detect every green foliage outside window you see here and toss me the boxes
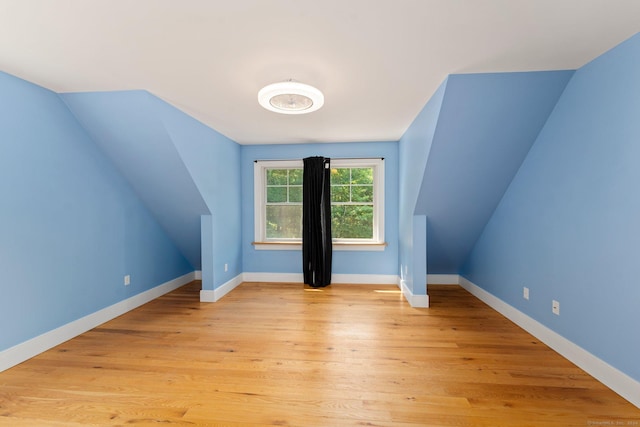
[331,205,373,238]
[266,205,302,239]
[266,169,302,239]
[265,166,375,240]
[330,167,374,239]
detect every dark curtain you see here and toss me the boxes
[302,156,332,287]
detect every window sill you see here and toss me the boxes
[252,241,387,252]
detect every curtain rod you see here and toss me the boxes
[254,157,384,163]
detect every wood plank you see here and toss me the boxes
[0,282,638,426]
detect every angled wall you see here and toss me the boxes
[398,80,447,301]
[61,91,209,270]
[0,72,192,352]
[416,71,573,274]
[153,98,242,290]
[61,91,243,291]
[462,34,640,383]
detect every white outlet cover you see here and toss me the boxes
[552,300,560,315]
[523,287,529,300]
[124,275,131,286]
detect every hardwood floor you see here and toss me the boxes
[1,282,638,426]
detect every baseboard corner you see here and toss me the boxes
[458,275,640,409]
[400,280,429,308]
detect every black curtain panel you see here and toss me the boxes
[302,156,332,287]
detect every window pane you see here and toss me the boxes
[289,169,303,185]
[289,186,302,203]
[331,205,373,239]
[351,168,373,184]
[266,169,288,185]
[352,185,373,202]
[256,159,382,244]
[330,168,350,184]
[331,185,350,202]
[267,186,287,203]
[266,205,302,239]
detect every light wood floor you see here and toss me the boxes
[1,282,638,426]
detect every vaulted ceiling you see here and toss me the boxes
[1,0,639,144]
[2,1,640,279]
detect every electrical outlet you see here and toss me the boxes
[552,300,560,315]
[124,275,130,286]
[523,287,529,300]
[224,263,228,272]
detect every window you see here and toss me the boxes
[254,158,385,251]
[265,167,303,240]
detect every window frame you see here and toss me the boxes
[253,158,385,251]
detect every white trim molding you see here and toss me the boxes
[252,242,387,251]
[0,271,197,373]
[399,279,430,308]
[427,274,460,285]
[242,272,399,285]
[200,273,243,302]
[243,272,303,283]
[332,273,398,285]
[253,158,385,249]
[457,275,640,409]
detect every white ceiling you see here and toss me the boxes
[1,1,639,145]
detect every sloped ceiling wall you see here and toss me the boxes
[461,31,640,389]
[58,70,575,278]
[61,91,210,269]
[415,71,574,273]
[398,79,448,296]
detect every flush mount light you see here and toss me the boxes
[258,80,324,114]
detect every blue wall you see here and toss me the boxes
[416,71,573,273]
[5,29,639,387]
[156,98,242,289]
[398,80,447,295]
[0,72,192,351]
[241,142,398,276]
[61,91,242,290]
[62,91,210,270]
[462,34,640,381]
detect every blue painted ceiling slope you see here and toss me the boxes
[415,71,574,274]
[61,91,210,269]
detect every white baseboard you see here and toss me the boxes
[242,272,303,283]
[332,273,399,285]
[199,290,215,302]
[399,279,430,308]
[458,275,640,409]
[244,272,427,307]
[427,274,460,285]
[194,270,202,280]
[242,272,399,285]
[0,271,197,373]
[200,273,243,302]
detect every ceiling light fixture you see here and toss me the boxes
[258,80,324,114]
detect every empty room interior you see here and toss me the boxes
[1,1,640,425]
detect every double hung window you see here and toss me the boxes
[254,158,384,250]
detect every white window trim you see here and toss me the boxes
[253,158,385,251]
[253,159,302,248]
